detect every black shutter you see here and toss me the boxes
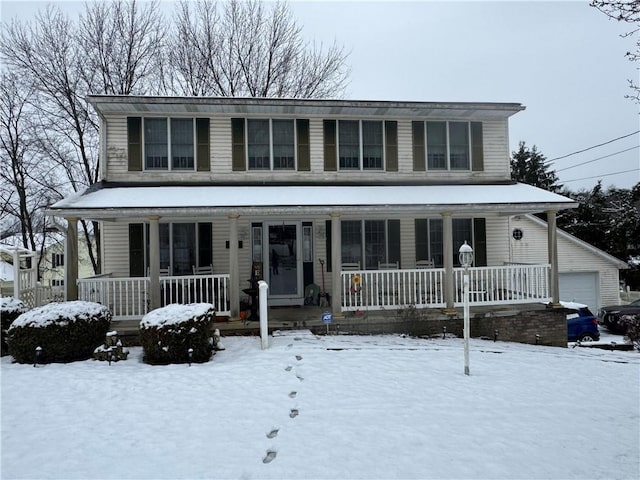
[414,218,429,261]
[471,122,484,172]
[473,217,487,267]
[323,120,337,171]
[231,118,246,171]
[412,121,425,171]
[388,219,401,266]
[196,118,210,172]
[385,121,398,172]
[198,223,213,268]
[127,117,142,171]
[297,119,310,171]
[129,223,145,277]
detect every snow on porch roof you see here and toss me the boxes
[48,183,577,219]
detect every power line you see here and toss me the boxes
[562,168,640,184]
[545,130,640,163]
[555,145,640,172]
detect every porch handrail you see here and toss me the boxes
[340,263,551,312]
[78,273,231,321]
[453,264,551,306]
[341,267,446,311]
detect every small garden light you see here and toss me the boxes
[107,347,113,366]
[188,348,194,366]
[33,346,42,367]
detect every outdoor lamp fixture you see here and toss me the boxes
[458,241,474,376]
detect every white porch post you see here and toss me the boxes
[65,217,79,301]
[229,213,240,318]
[547,209,561,307]
[330,212,342,317]
[442,212,455,312]
[148,215,160,310]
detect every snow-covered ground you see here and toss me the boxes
[2,330,639,480]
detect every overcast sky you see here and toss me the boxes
[2,0,639,191]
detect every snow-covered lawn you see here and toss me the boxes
[2,331,639,480]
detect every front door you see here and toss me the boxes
[265,222,303,305]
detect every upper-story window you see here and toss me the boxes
[247,119,295,170]
[128,116,209,173]
[338,120,383,170]
[144,118,194,170]
[412,120,483,172]
[426,121,470,170]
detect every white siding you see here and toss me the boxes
[485,216,510,266]
[102,221,131,277]
[508,215,622,308]
[103,114,512,184]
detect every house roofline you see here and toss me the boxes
[523,214,629,269]
[86,95,525,119]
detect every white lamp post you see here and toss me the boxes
[459,241,474,376]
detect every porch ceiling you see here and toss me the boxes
[47,183,578,219]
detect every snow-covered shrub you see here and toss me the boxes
[1,297,28,356]
[619,314,640,350]
[140,303,215,365]
[6,301,111,364]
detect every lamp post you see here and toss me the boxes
[459,241,474,376]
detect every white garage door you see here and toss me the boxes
[559,272,599,311]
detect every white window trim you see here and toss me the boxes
[337,119,386,171]
[142,117,197,172]
[424,121,472,171]
[246,118,297,171]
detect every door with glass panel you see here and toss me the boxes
[264,222,303,305]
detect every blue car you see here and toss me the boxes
[562,301,601,342]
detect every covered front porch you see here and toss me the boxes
[48,182,576,325]
[76,262,550,322]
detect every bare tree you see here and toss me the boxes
[78,0,166,95]
[1,1,167,275]
[167,0,349,97]
[1,6,102,273]
[0,72,65,274]
[591,0,640,102]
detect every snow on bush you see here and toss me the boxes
[7,301,111,364]
[1,297,28,357]
[140,303,215,365]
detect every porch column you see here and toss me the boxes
[65,217,79,301]
[330,212,342,317]
[148,215,160,310]
[229,213,240,318]
[442,212,455,313]
[547,209,561,307]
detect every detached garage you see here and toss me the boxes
[508,214,627,312]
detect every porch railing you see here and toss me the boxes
[341,264,551,312]
[78,274,231,321]
[452,264,550,306]
[342,268,446,311]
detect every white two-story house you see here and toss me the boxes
[50,95,612,335]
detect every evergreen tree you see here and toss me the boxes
[510,141,562,192]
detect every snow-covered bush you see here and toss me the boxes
[7,301,111,364]
[619,314,640,350]
[1,297,28,356]
[140,303,215,365]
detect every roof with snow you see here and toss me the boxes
[47,182,577,218]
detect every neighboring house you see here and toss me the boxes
[39,235,95,292]
[0,233,95,305]
[508,214,627,312]
[47,96,584,330]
